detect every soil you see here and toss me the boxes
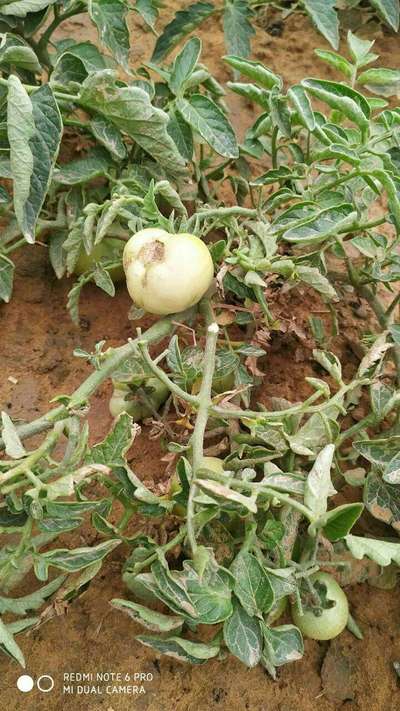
[1,6,400,711]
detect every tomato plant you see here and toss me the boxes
[0,2,399,680]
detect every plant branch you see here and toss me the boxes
[187,320,219,555]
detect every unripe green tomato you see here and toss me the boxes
[109,377,169,421]
[75,238,125,282]
[123,228,214,315]
[291,572,349,641]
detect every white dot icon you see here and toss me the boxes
[17,675,34,693]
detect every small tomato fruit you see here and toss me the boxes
[109,377,169,422]
[75,237,125,282]
[291,572,349,641]
[123,228,214,315]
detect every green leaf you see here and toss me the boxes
[0,576,65,615]
[223,0,255,59]
[347,31,376,66]
[49,232,67,279]
[322,503,364,541]
[176,94,238,158]
[34,539,120,580]
[86,412,135,468]
[169,37,202,95]
[297,266,337,300]
[167,108,193,161]
[89,0,130,72]
[314,49,353,80]
[0,34,41,73]
[357,68,400,98]
[270,91,291,138]
[346,534,400,566]
[304,444,336,518]
[195,478,257,512]
[369,0,399,30]
[302,79,370,134]
[288,411,337,457]
[7,77,62,243]
[51,42,107,88]
[0,254,14,303]
[183,560,232,623]
[371,382,395,419]
[38,516,83,534]
[227,81,270,110]
[231,551,274,617]
[262,624,304,673]
[364,470,400,532]
[223,599,262,668]
[79,70,186,177]
[111,599,184,632]
[53,147,111,186]
[137,634,220,664]
[313,143,360,166]
[152,2,214,63]
[224,55,281,90]
[90,116,126,160]
[303,0,339,49]
[152,551,233,624]
[0,506,27,528]
[1,411,26,459]
[0,0,57,17]
[93,264,116,297]
[149,559,198,618]
[135,0,161,29]
[288,84,315,131]
[280,203,357,246]
[224,271,256,300]
[353,436,400,469]
[0,617,25,667]
[265,568,297,599]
